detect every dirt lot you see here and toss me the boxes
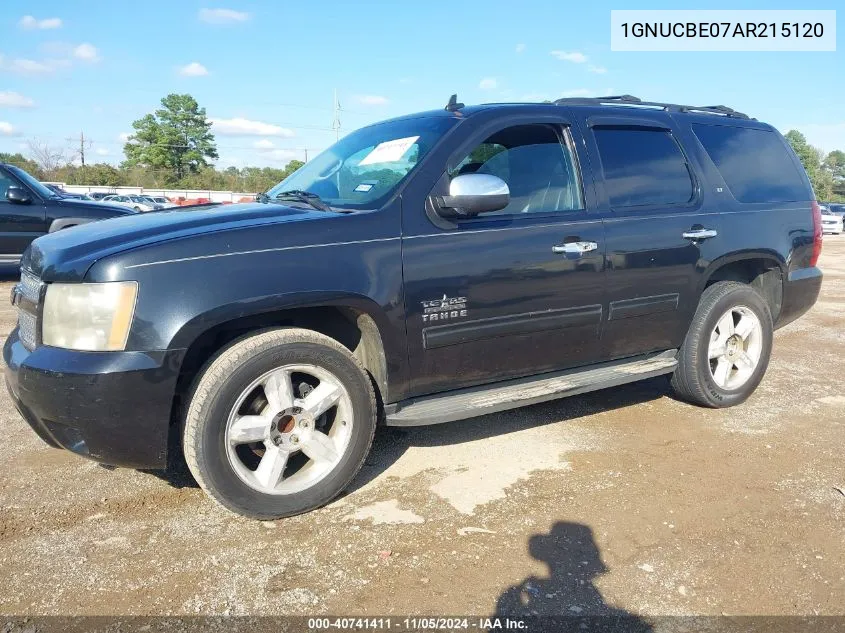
[1,237,844,625]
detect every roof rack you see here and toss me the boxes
[551,95,751,120]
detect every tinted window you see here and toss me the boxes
[594,128,694,207]
[450,124,584,215]
[692,124,809,203]
[0,171,14,200]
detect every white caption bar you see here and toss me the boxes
[611,10,836,52]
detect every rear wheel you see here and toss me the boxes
[183,328,377,519]
[671,281,773,408]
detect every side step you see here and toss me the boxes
[386,350,678,427]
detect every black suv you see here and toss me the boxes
[0,164,135,264]
[3,96,823,519]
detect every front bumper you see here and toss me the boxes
[776,266,823,330]
[3,327,185,468]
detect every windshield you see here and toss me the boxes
[7,166,58,199]
[266,116,457,209]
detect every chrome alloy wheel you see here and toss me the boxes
[707,305,764,391]
[225,364,354,495]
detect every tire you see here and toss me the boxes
[183,328,377,519]
[671,281,773,408]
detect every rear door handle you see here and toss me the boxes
[552,241,598,255]
[682,228,718,240]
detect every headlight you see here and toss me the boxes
[42,282,138,351]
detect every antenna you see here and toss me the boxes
[332,89,342,142]
[445,94,464,112]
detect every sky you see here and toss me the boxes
[0,0,842,171]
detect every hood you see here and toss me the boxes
[24,201,323,281]
[55,198,136,216]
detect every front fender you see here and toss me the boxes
[85,221,407,399]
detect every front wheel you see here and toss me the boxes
[671,281,773,408]
[183,328,377,519]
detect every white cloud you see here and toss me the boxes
[178,62,209,77]
[551,50,588,63]
[0,121,20,136]
[515,43,526,53]
[95,147,110,156]
[399,77,413,84]
[253,139,275,149]
[198,8,250,24]
[264,149,301,163]
[118,132,131,142]
[19,15,62,30]
[73,43,99,62]
[210,117,295,137]
[588,65,607,74]
[3,57,56,75]
[356,95,389,106]
[0,91,35,108]
[479,78,498,90]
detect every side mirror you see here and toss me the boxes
[436,174,510,218]
[6,186,32,205]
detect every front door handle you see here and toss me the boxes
[552,241,598,255]
[682,228,718,240]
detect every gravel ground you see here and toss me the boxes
[1,236,844,625]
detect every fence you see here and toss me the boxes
[44,183,257,203]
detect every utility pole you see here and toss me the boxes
[332,89,341,142]
[79,131,86,168]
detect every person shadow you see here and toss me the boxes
[494,522,652,633]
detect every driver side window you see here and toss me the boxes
[0,172,14,201]
[449,124,584,215]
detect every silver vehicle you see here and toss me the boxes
[103,195,157,212]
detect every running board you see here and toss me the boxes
[386,350,678,427]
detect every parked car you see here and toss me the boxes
[88,192,117,201]
[821,207,844,234]
[4,95,823,520]
[102,194,157,212]
[827,203,845,222]
[148,196,177,208]
[0,164,136,265]
[139,195,165,209]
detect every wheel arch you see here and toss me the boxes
[169,294,395,427]
[48,217,95,232]
[699,251,786,322]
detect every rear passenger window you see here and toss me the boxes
[692,124,809,203]
[593,127,694,208]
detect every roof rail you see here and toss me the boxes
[552,95,751,120]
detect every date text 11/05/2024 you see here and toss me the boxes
[307,617,528,630]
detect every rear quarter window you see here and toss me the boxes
[593,127,694,208]
[692,124,810,203]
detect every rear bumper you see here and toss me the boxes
[776,266,822,330]
[3,327,184,468]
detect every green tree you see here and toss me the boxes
[0,152,42,177]
[123,94,218,183]
[784,130,829,198]
[823,150,845,182]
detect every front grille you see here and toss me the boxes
[16,270,43,351]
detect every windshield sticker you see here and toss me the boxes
[353,182,375,193]
[358,136,419,166]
